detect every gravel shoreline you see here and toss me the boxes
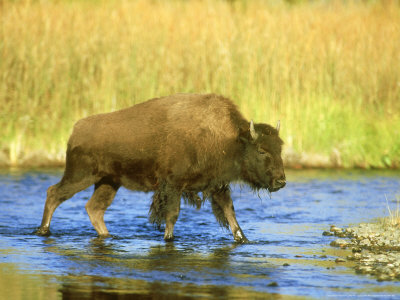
[326,223,400,281]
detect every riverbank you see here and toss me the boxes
[327,221,400,281]
[0,147,398,169]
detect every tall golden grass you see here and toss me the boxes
[1,0,399,167]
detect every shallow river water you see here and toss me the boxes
[0,169,399,299]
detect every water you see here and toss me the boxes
[0,169,399,299]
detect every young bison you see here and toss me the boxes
[36,94,286,243]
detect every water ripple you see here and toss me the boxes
[0,169,399,298]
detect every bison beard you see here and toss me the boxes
[35,93,286,243]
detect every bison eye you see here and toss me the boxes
[257,149,267,155]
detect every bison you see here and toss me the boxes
[36,94,286,243]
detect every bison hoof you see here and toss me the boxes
[34,227,51,236]
[164,234,174,242]
[235,237,249,244]
[234,230,249,244]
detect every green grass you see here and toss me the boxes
[1,0,399,168]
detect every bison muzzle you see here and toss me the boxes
[35,94,286,243]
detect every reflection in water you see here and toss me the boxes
[58,276,288,300]
[38,238,285,299]
[0,263,59,299]
[0,170,400,299]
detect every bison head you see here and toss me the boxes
[241,120,286,193]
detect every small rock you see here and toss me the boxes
[345,228,353,234]
[330,239,348,247]
[375,254,389,263]
[355,266,372,274]
[322,231,333,236]
[352,247,362,253]
[320,255,328,259]
[359,239,371,247]
[267,281,279,287]
[330,225,342,233]
[347,253,362,261]
[335,232,347,238]
[283,263,290,267]
[335,258,346,263]
[377,275,391,282]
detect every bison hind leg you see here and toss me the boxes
[149,189,166,229]
[211,200,230,230]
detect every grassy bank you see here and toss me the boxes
[1,0,399,168]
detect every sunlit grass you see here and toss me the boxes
[376,194,400,228]
[383,195,400,227]
[1,0,399,167]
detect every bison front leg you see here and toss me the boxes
[211,186,249,243]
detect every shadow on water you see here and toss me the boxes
[1,169,400,299]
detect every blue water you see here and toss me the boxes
[0,169,399,299]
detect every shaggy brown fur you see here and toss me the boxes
[36,93,286,242]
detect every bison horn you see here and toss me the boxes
[276,120,280,133]
[250,120,258,140]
